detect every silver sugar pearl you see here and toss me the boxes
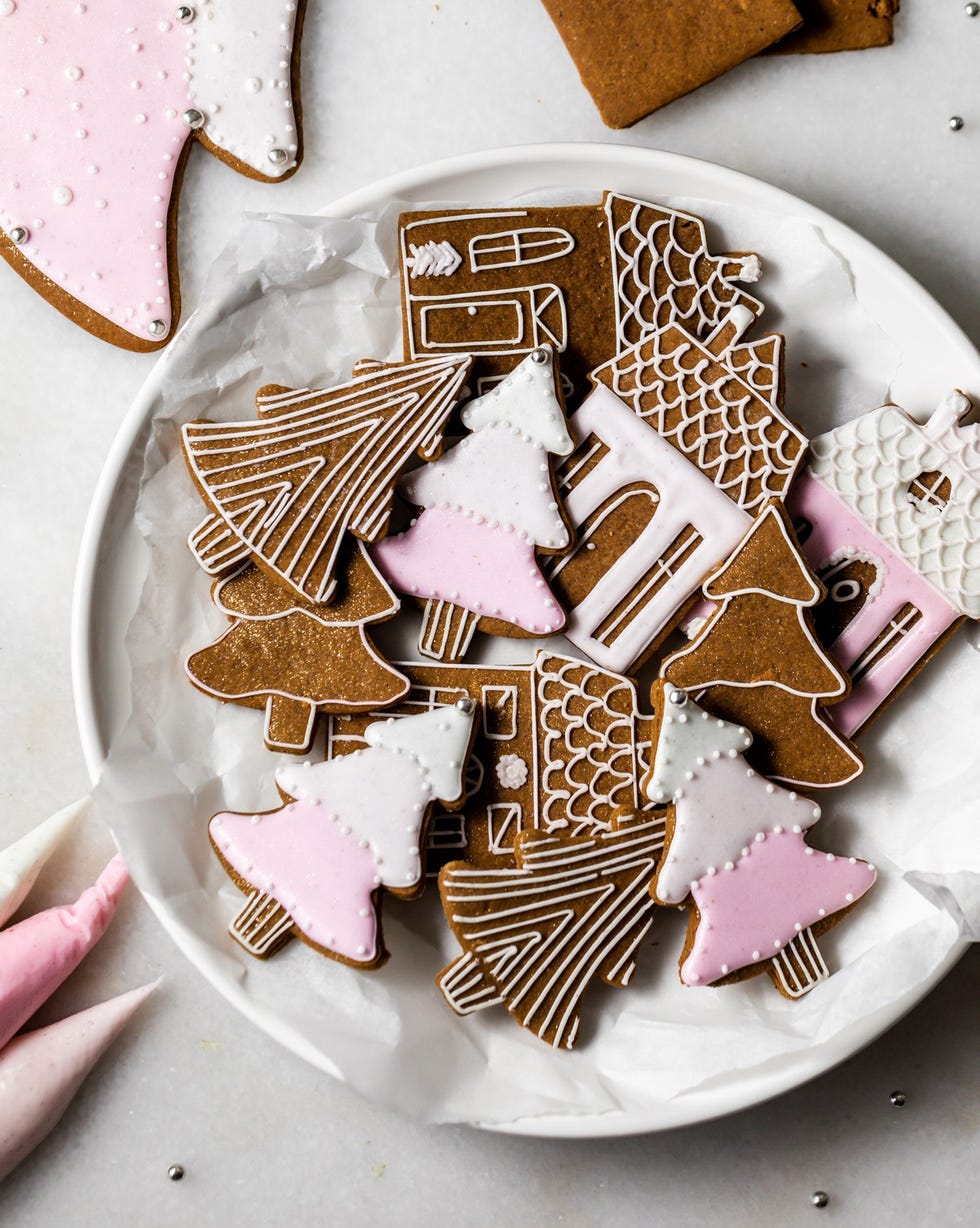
[176,5,195,22]
[168,1164,185,1181]
[948,116,965,132]
[668,688,688,706]
[966,3,979,16]
[182,108,206,130]
[8,225,29,245]
[890,1090,906,1107]
[530,346,548,364]
[455,696,474,714]
[267,147,289,166]
[147,319,167,338]
[810,1192,829,1209]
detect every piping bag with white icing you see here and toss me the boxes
[0,855,129,1051]
[0,799,85,929]
[0,981,158,1183]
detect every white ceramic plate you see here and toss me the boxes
[72,143,977,1136]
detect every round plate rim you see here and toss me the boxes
[71,141,974,1138]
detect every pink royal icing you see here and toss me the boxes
[0,1,302,344]
[0,981,156,1183]
[0,855,129,1051]
[372,506,567,634]
[211,801,380,964]
[682,829,876,987]
[0,7,188,340]
[787,473,959,735]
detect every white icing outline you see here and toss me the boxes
[182,356,470,603]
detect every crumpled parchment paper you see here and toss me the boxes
[93,192,979,1127]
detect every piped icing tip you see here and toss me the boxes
[0,799,86,929]
[0,980,158,1183]
[0,854,130,1051]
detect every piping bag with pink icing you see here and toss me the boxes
[0,981,157,1184]
[645,681,875,998]
[0,855,129,1051]
[0,800,84,929]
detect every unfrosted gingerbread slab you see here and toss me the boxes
[538,0,802,127]
[774,0,898,54]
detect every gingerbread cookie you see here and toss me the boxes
[0,0,307,350]
[550,320,804,673]
[537,0,801,127]
[209,699,478,967]
[0,800,82,929]
[323,650,657,872]
[182,355,472,604]
[372,346,573,662]
[645,682,876,997]
[438,813,666,1048]
[663,502,864,789]
[186,542,409,753]
[787,391,979,735]
[399,192,764,399]
[773,1,898,54]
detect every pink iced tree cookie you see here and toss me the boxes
[0,0,305,349]
[209,698,477,968]
[645,680,876,998]
[372,345,574,662]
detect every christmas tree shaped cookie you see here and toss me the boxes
[645,681,876,997]
[437,812,666,1048]
[663,502,864,789]
[186,543,409,754]
[210,699,477,967]
[0,0,307,349]
[372,346,574,662]
[182,355,472,605]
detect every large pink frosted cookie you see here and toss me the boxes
[0,856,129,1050]
[0,0,306,350]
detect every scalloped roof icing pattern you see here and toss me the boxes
[604,193,764,353]
[591,324,807,514]
[534,652,639,834]
[808,393,980,618]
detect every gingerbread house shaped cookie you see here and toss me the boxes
[398,192,763,400]
[549,322,806,673]
[324,651,656,871]
[787,391,980,735]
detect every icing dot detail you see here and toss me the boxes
[65,65,83,81]
[53,186,74,206]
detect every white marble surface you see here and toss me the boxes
[0,1,978,1223]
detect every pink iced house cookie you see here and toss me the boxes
[787,391,980,734]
